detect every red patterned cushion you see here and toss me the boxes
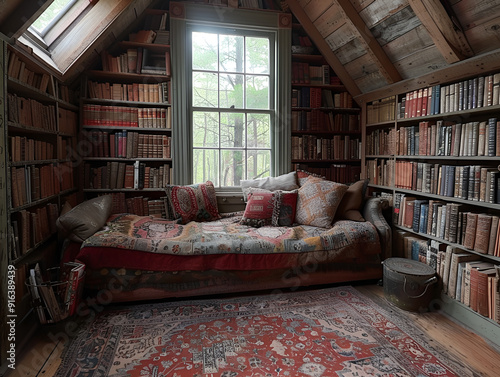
[240,189,298,227]
[166,181,220,224]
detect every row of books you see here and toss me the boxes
[366,118,500,158]
[10,162,74,209]
[292,63,332,86]
[82,104,172,129]
[27,262,85,324]
[82,130,171,159]
[9,136,54,162]
[398,73,500,119]
[87,80,170,103]
[291,111,360,132]
[7,93,57,131]
[366,96,396,124]
[396,194,500,256]
[10,203,59,258]
[293,163,361,184]
[291,135,361,161]
[365,127,396,156]
[292,88,354,109]
[365,158,394,187]
[292,32,313,49]
[7,51,54,94]
[394,162,500,203]
[84,162,172,190]
[100,49,171,76]
[59,108,78,135]
[398,119,500,157]
[104,192,167,217]
[396,233,500,323]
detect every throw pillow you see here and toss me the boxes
[241,171,298,201]
[295,176,348,228]
[334,179,368,222]
[296,169,326,186]
[165,181,221,224]
[56,195,113,242]
[240,188,298,227]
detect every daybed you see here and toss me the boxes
[58,172,391,303]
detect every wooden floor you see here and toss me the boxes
[5,284,500,377]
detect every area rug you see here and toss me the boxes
[55,286,476,377]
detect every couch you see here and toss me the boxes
[58,172,391,303]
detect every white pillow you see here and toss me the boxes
[241,171,298,201]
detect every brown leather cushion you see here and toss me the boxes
[334,179,368,222]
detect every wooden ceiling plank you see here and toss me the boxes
[324,23,357,51]
[358,0,408,29]
[464,16,500,54]
[286,0,362,97]
[336,0,402,84]
[383,25,435,64]
[407,0,473,63]
[355,48,500,104]
[370,6,422,46]
[312,3,346,38]
[300,0,335,23]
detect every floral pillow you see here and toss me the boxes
[295,176,348,228]
[165,181,220,224]
[240,188,298,227]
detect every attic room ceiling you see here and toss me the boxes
[1,0,500,102]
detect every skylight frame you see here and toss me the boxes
[30,0,79,38]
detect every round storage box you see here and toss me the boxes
[383,258,438,312]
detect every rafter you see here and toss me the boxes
[407,0,473,63]
[336,0,402,85]
[286,0,361,97]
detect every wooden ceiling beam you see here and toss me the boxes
[336,0,402,85]
[286,0,361,97]
[407,0,473,63]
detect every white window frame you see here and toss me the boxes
[170,4,291,190]
[188,25,276,188]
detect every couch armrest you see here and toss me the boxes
[363,197,392,260]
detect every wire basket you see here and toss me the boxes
[26,266,85,324]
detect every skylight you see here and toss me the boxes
[31,0,75,36]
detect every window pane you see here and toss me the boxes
[193,72,218,107]
[246,114,270,148]
[193,149,219,185]
[193,111,219,148]
[219,35,244,73]
[247,150,271,180]
[246,37,270,74]
[246,75,269,109]
[192,31,218,71]
[221,150,245,186]
[31,0,72,34]
[219,74,244,108]
[221,113,245,148]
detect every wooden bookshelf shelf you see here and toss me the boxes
[81,125,171,132]
[83,157,172,162]
[8,122,57,135]
[292,159,361,163]
[86,70,170,82]
[119,41,170,52]
[291,130,361,135]
[83,98,171,106]
[83,188,167,192]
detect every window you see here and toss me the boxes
[30,0,77,37]
[190,28,274,187]
[170,3,291,187]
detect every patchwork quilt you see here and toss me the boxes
[82,213,380,257]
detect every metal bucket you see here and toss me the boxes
[383,258,438,312]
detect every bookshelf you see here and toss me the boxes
[1,41,79,362]
[80,6,172,217]
[291,22,361,183]
[362,68,500,347]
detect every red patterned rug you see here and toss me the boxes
[55,286,476,376]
